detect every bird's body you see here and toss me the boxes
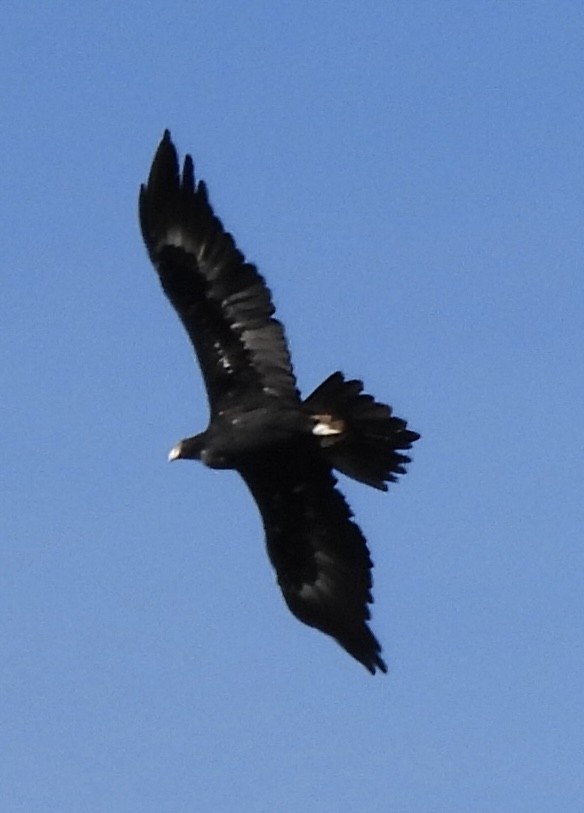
[170,401,311,469]
[139,131,419,673]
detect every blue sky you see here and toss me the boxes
[2,2,583,810]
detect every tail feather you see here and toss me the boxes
[304,372,420,491]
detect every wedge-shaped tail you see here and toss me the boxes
[304,372,420,491]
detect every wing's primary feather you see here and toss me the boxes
[239,439,387,674]
[139,130,299,414]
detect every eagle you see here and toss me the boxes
[139,131,419,674]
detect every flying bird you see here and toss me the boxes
[139,131,419,674]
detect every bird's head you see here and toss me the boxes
[168,433,206,462]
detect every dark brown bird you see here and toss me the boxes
[139,131,419,673]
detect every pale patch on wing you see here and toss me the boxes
[157,226,196,254]
[297,549,338,603]
[158,226,210,266]
[213,339,233,372]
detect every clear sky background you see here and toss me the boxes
[2,3,583,811]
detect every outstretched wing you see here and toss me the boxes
[139,131,299,415]
[239,441,387,674]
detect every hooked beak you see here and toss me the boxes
[168,443,183,462]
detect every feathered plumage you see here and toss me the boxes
[139,131,419,673]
